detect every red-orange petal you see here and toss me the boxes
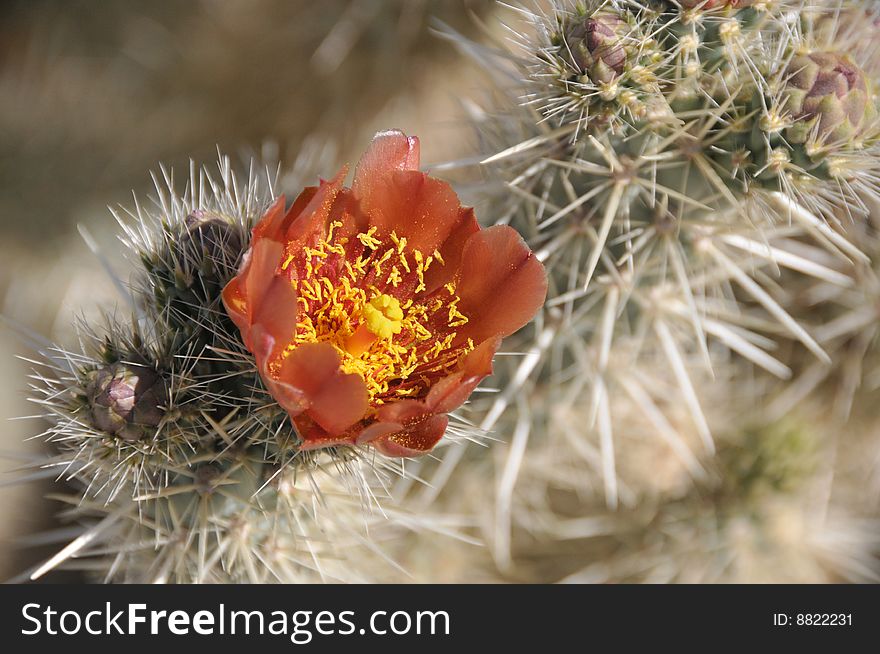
[262,367,309,418]
[250,273,299,363]
[355,421,404,445]
[356,169,461,252]
[426,336,500,413]
[222,196,288,333]
[423,206,480,294]
[276,343,369,435]
[376,399,434,424]
[220,238,283,342]
[290,415,357,450]
[455,225,548,343]
[221,274,249,335]
[352,129,420,199]
[243,238,284,320]
[284,168,348,245]
[277,187,317,236]
[252,195,288,241]
[373,414,449,457]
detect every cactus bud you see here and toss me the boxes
[146,210,245,331]
[564,12,629,84]
[86,363,166,441]
[183,210,243,270]
[782,52,875,147]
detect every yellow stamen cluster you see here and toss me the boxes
[280,222,475,405]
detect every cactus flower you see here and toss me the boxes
[223,130,547,456]
[782,51,875,146]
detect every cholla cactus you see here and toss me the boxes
[415,0,880,582]
[15,148,418,581]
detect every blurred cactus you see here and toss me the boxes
[767,198,880,422]
[426,0,880,576]
[505,412,880,583]
[420,370,880,583]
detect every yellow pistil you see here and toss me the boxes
[279,225,476,406]
[363,293,404,339]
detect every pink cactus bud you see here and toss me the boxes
[87,363,166,441]
[782,51,875,146]
[564,12,630,84]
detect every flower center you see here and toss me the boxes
[275,222,475,406]
[363,293,404,339]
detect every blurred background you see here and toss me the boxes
[0,0,493,580]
